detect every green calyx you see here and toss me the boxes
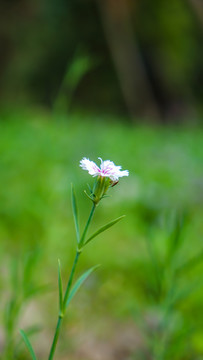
[87,176,111,205]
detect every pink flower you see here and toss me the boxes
[80,157,129,182]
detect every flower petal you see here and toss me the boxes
[117,170,129,177]
[80,157,129,181]
[99,159,128,181]
[80,158,100,177]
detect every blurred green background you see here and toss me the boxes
[0,0,203,359]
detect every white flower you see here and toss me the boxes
[80,157,129,182]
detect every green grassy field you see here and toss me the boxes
[0,112,203,359]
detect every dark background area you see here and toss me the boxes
[0,0,202,122]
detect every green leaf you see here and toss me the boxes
[84,215,125,246]
[87,183,93,194]
[65,264,100,308]
[58,259,63,314]
[171,279,203,306]
[175,251,203,274]
[71,184,80,243]
[84,190,94,202]
[16,326,41,353]
[20,329,37,360]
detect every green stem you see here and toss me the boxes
[48,251,80,360]
[63,251,80,308]
[48,203,96,360]
[79,203,96,247]
[48,317,62,360]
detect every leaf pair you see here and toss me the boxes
[20,263,99,360]
[71,184,125,248]
[58,259,99,310]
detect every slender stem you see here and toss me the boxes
[63,251,80,308]
[48,251,80,360]
[79,203,96,247]
[48,202,96,360]
[48,317,62,360]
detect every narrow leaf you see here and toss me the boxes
[71,184,80,243]
[65,264,100,308]
[20,329,37,360]
[84,190,94,202]
[87,183,93,194]
[58,259,63,313]
[175,251,203,274]
[84,215,125,246]
[16,326,41,353]
[171,279,203,306]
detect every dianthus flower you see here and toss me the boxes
[80,157,129,182]
[80,157,129,205]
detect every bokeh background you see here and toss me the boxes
[0,0,203,359]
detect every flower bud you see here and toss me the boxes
[92,176,110,205]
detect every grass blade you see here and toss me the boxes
[175,251,203,274]
[20,329,37,360]
[71,184,80,243]
[87,183,93,194]
[84,215,125,246]
[65,264,100,308]
[58,259,63,314]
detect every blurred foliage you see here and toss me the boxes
[0,0,202,119]
[1,250,45,360]
[0,112,203,358]
[132,213,203,360]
